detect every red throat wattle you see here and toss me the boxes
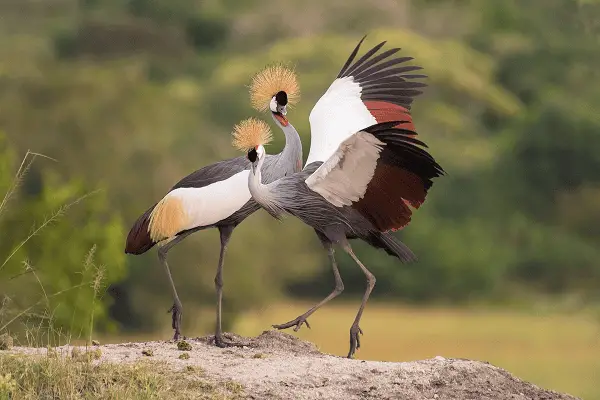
[273,113,289,126]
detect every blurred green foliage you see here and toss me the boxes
[0,132,126,339]
[0,0,599,336]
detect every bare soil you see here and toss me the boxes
[8,330,580,400]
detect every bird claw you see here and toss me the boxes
[347,324,363,359]
[272,316,311,332]
[168,303,183,340]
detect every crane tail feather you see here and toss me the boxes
[125,205,157,255]
[368,232,416,263]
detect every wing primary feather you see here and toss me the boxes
[354,57,415,80]
[337,35,367,78]
[360,66,425,83]
[344,41,387,78]
[362,88,424,97]
[400,74,429,80]
[363,91,423,99]
[383,143,444,172]
[348,48,401,77]
[363,120,405,132]
[361,76,427,86]
[363,81,427,90]
[382,134,429,148]
[362,94,413,107]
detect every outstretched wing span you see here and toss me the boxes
[305,121,444,232]
[305,36,427,166]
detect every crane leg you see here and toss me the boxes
[342,242,375,359]
[213,225,244,348]
[157,233,191,341]
[272,233,344,332]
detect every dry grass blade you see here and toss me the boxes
[0,151,56,218]
[0,190,101,273]
[0,282,90,332]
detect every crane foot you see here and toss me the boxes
[167,303,183,341]
[272,316,311,332]
[347,324,363,359]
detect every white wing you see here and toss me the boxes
[306,77,377,165]
[305,37,426,166]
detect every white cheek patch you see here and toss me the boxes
[269,97,278,112]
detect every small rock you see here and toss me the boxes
[177,340,192,351]
[179,352,190,360]
[142,349,154,357]
[0,333,13,350]
[433,356,446,361]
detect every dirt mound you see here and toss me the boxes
[6,330,579,400]
[195,330,321,355]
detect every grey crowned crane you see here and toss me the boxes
[242,37,444,358]
[123,69,303,345]
[233,117,443,358]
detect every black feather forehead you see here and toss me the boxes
[275,91,288,106]
[247,148,258,163]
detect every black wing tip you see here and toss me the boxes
[363,120,407,133]
[337,34,369,78]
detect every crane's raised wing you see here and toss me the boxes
[305,121,444,232]
[305,36,427,166]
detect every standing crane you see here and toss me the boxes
[232,115,443,358]
[123,68,303,345]
[247,37,435,355]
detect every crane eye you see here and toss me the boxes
[247,148,258,163]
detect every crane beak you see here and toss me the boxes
[273,112,289,126]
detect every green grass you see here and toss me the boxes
[233,301,600,400]
[0,352,242,400]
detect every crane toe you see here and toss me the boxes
[272,316,311,332]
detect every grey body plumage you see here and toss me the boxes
[248,121,430,358]
[239,37,442,358]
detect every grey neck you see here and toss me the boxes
[249,154,281,217]
[273,114,303,173]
